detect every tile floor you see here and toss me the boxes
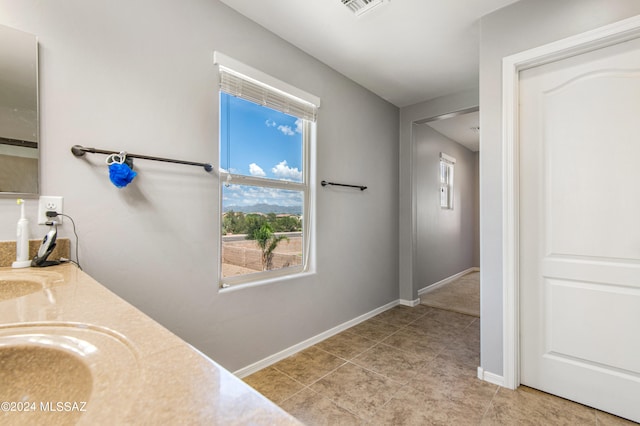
[420,271,480,317]
[244,305,636,425]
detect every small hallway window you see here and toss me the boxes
[440,153,455,209]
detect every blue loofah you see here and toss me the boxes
[109,162,137,188]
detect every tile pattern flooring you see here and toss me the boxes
[244,305,636,425]
[420,271,480,317]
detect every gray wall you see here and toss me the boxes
[479,0,640,376]
[473,152,480,267]
[0,0,399,372]
[399,89,479,301]
[414,124,478,289]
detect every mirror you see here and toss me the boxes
[0,24,38,196]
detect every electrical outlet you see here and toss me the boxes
[37,196,63,225]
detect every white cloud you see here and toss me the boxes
[249,163,266,177]
[277,125,295,136]
[272,160,302,181]
[267,119,300,136]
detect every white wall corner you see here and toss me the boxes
[399,298,421,307]
[477,366,505,387]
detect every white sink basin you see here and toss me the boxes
[0,270,64,301]
[0,323,140,425]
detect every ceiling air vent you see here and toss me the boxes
[341,0,390,17]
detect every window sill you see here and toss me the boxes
[219,270,316,294]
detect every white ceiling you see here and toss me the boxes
[219,0,519,108]
[424,110,480,152]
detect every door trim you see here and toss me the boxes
[502,14,640,390]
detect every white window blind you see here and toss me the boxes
[219,67,318,122]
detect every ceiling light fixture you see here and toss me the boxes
[341,0,390,17]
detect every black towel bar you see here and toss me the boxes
[71,145,213,172]
[321,180,367,191]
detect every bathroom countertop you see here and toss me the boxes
[0,263,301,425]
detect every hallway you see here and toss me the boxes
[244,304,632,424]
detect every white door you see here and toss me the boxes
[519,35,640,422]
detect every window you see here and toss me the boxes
[440,153,455,209]
[215,53,319,288]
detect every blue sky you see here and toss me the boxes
[220,93,304,209]
[220,92,302,181]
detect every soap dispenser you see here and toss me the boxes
[12,198,31,268]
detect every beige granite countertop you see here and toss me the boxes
[0,239,70,268]
[0,264,301,425]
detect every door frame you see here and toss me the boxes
[502,14,640,390]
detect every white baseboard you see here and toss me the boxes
[418,267,480,296]
[477,366,505,387]
[233,299,400,378]
[399,298,420,307]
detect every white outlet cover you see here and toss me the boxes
[37,196,64,225]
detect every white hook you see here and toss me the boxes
[105,151,127,165]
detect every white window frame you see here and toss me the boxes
[214,52,318,290]
[440,153,455,209]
